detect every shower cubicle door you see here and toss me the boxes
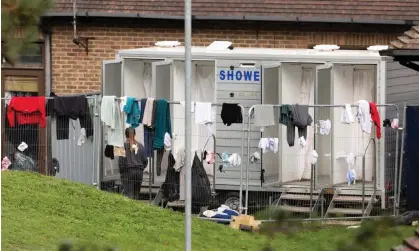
[314,64,334,190]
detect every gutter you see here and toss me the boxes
[43,11,419,25]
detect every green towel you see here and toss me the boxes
[153,99,172,149]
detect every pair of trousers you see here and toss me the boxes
[120,168,144,200]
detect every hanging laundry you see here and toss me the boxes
[164,132,172,151]
[299,136,307,148]
[195,102,212,124]
[319,119,331,135]
[383,119,391,128]
[347,168,356,186]
[2,157,12,171]
[151,99,158,128]
[7,96,46,128]
[123,97,141,128]
[104,145,115,159]
[114,146,126,157]
[281,104,312,147]
[139,98,147,124]
[142,98,155,127]
[311,150,318,165]
[391,118,399,129]
[119,96,127,112]
[221,103,243,126]
[18,142,28,152]
[346,152,355,166]
[341,104,355,124]
[174,147,185,172]
[258,138,279,153]
[221,152,230,168]
[228,153,241,167]
[356,100,372,134]
[77,128,86,146]
[369,102,381,139]
[250,152,261,164]
[205,151,215,165]
[54,95,94,140]
[252,105,275,128]
[153,99,172,149]
[161,152,180,201]
[156,148,165,176]
[144,127,154,158]
[101,96,124,147]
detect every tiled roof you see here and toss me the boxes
[50,0,419,23]
[392,229,419,251]
[390,26,419,49]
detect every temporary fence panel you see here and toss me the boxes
[51,95,100,185]
[215,60,262,189]
[2,94,100,186]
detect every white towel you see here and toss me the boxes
[101,96,124,147]
[228,153,241,167]
[356,100,372,134]
[312,150,319,165]
[253,105,275,128]
[341,104,355,124]
[195,102,212,124]
[319,119,331,135]
[164,132,171,151]
[119,96,127,112]
[142,98,155,126]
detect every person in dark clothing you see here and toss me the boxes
[118,128,148,200]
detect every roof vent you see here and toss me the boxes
[367,45,389,51]
[206,41,233,51]
[313,44,340,52]
[154,41,181,47]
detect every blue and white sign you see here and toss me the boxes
[217,68,261,84]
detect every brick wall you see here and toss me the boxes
[50,20,405,94]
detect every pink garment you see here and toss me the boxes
[2,157,12,171]
[205,151,215,165]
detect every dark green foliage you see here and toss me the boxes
[1,0,54,63]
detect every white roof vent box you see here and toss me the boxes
[367,45,389,51]
[154,41,181,47]
[206,41,233,51]
[313,44,340,52]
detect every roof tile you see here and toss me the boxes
[50,0,419,22]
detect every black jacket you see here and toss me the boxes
[52,96,94,140]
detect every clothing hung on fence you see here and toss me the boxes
[341,104,355,124]
[319,119,331,135]
[252,105,275,128]
[195,102,212,124]
[101,96,124,147]
[153,99,172,149]
[7,97,46,128]
[104,144,115,159]
[142,98,155,127]
[123,97,141,128]
[53,95,94,141]
[356,100,372,134]
[162,151,179,201]
[369,102,381,139]
[280,104,312,147]
[383,119,391,128]
[258,138,279,153]
[228,153,241,167]
[221,103,243,126]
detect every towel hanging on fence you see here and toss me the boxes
[252,105,275,128]
[123,97,141,128]
[356,100,372,134]
[7,96,46,128]
[101,96,124,147]
[369,102,381,139]
[221,103,243,126]
[195,102,213,124]
[341,104,355,124]
[319,119,331,135]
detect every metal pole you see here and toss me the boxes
[397,104,407,212]
[184,0,192,249]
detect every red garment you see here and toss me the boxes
[369,102,381,139]
[7,97,46,128]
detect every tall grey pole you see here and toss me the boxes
[184,0,192,250]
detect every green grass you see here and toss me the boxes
[1,171,416,251]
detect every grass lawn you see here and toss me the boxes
[1,171,416,251]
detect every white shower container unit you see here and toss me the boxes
[100,44,388,208]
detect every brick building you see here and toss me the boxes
[7,0,406,96]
